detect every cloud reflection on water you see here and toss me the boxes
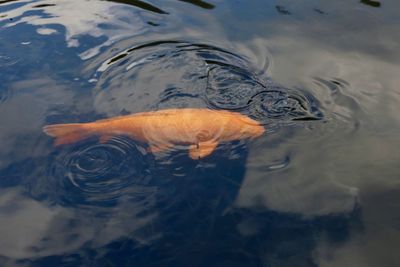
[0,0,400,266]
[228,2,400,265]
[1,0,152,59]
[0,188,157,260]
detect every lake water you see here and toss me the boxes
[0,0,399,266]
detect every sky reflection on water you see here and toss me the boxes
[0,0,400,266]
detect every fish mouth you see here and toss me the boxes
[253,126,266,138]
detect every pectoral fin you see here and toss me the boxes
[189,141,218,160]
[99,134,113,143]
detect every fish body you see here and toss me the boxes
[43,108,265,159]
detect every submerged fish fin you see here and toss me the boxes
[43,123,91,146]
[148,143,173,154]
[99,134,113,143]
[189,141,218,160]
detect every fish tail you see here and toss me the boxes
[43,123,93,146]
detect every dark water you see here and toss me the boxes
[0,0,400,266]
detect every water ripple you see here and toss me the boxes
[313,77,361,133]
[204,64,266,110]
[283,77,362,144]
[49,137,152,207]
[93,40,323,128]
[0,54,18,68]
[247,88,323,126]
[107,0,169,14]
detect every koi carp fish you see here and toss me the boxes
[43,108,265,159]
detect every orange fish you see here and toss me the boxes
[43,108,265,159]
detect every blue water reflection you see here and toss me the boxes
[1,0,400,266]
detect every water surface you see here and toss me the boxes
[0,0,400,266]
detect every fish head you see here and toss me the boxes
[235,115,265,139]
[240,123,265,139]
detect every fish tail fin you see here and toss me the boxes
[43,123,93,146]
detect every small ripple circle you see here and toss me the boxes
[50,137,150,207]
